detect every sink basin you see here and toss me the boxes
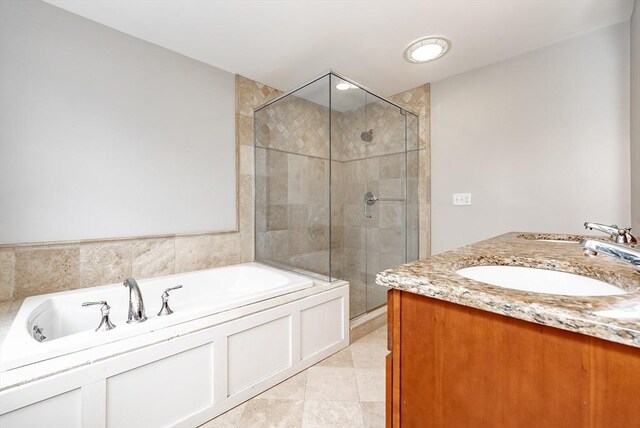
[456,266,626,296]
[593,307,640,319]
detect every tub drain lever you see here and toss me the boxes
[82,301,116,332]
[158,285,183,316]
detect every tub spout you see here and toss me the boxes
[123,278,147,323]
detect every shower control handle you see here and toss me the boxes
[365,192,378,206]
[364,192,376,218]
[364,192,406,218]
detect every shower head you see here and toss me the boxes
[361,129,373,143]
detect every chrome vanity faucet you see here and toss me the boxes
[584,222,637,245]
[123,278,147,323]
[580,239,640,272]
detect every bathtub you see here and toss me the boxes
[1,262,314,370]
[0,262,349,428]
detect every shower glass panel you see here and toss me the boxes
[254,75,332,279]
[254,72,419,319]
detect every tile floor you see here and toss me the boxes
[199,325,387,428]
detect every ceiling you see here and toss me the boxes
[44,0,634,96]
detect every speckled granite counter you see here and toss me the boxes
[376,232,640,348]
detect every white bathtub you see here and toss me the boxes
[1,262,313,370]
[0,262,349,428]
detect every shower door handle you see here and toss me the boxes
[364,192,405,218]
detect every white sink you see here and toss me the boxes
[456,265,627,296]
[593,307,640,319]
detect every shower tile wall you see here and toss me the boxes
[338,100,412,315]
[390,85,430,257]
[255,94,335,278]
[255,81,430,317]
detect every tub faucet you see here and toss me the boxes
[584,222,637,245]
[123,278,147,323]
[580,239,640,272]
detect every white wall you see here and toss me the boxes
[431,23,630,254]
[0,0,236,244]
[631,0,640,233]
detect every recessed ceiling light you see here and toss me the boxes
[404,37,450,63]
[336,82,359,91]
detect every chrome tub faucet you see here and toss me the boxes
[158,285,183,316]
[580,239,640,272]
[82,301,116,332]
[583,222,637,245]
[123,278,147,323]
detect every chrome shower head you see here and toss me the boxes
[361,129,373,143]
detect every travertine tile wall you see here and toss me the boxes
[255,95,330,158]
[338,85,429,316]
[338,100,411,161]
[390,84,431,257]
[0,75,281,302]
[254,93,336,278]
[253,81,430,316]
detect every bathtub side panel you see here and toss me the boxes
[227,315,292,396]
[105,343,214,428]
[0,389,82,428]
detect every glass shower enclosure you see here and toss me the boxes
[254,72,419,319]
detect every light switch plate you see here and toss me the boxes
[453,193,472,206]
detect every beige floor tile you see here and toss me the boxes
[355,369,385,403]
[302,400,364,428]
[258,371,307,400]
[354,326,386,345]
[202,327,388,428]
[350,342,388,370]
[361,402,385,428]
[315,348,353,368]
[198,403,247,428]
[305,366,359,401]
[238,399,304,428]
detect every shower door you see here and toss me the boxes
[334,77,419,318]
[360,94,419,313]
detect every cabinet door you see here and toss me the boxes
[396,291,640,427]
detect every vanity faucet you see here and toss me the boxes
[580,239,640,272]
[583,222,637,245]
[123,278,147,323]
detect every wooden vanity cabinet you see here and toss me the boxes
[386,289,640,428]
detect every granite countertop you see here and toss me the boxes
[376,232,640,348]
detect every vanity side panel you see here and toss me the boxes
[386,289,402,428]
[590,337,640,425]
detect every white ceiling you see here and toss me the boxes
[44,0,634,96]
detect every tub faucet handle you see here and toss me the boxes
[158,285,183,316]
[82,301,116,332]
